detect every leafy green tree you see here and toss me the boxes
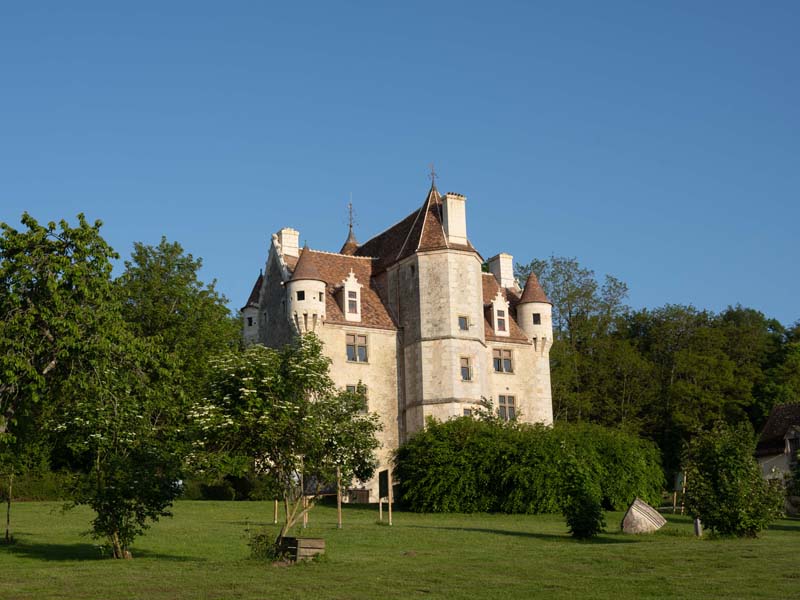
[1,213,187,557]
[192,335,381,549]
[0,213,120,543]
[684,422,783,537]
[116,237,241,400]
[560,452,605,540]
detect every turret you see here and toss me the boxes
[286,246,327,334]
[516,272,552,354]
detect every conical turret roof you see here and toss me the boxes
[290,246,324,282]
[519,272,550,304]
[340,226,359,255]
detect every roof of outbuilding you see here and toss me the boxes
[756,403,800,457]
[519,272,551,304]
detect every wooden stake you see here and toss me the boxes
[336,467,343,529]
[379,497,383,522]
[273,499,278,524]
[302,495,308,529]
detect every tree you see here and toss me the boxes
[1,213,187,557]
[0,213,120,544]
[116,237,241,401]
[191,335,381,551]
[55,331,185,558]
[684,422,783,537]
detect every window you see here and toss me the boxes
[458,315,469,331]
[319,292,324,302]
[463,408,473,417]
[297,290,305,301]
[533,313,541,325]
[246,316,254,327]
[346,333,368,362]
[348,290,358,314]
[498,395,516,421]
[497,309,506,332]
[346,384,368,413]
[493,349,513,373]
[460,357,472,381]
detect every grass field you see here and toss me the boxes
[1,500,798,599]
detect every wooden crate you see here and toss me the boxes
[278,537,325,561]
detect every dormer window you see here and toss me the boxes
[348,291,358,313]
[339,269,363,322]
[491,290,510,337]
[497,310,507,332]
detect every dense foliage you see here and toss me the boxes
[517,256,799,474]
[684,422,783,537]
[394,418,662,515]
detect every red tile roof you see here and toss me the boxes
[289,249,397,330]
[290,245,324,282]
[481,273,530,343]
[519,272,550,304]
[240,273,263,311]
[354,184,479,272]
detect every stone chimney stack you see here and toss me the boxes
[276,227,300,258]
[442,192,467,246]
[487,253,515,289]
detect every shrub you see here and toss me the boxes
[394,418,663,514]
[684,422,784,537]
[560,452,605,539]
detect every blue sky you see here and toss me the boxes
[1,1,798,325]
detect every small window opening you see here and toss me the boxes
[458,316,469,331]
[297,290,305,301]
[533,313,541,325]
[460,357,472,381]
[348,290,358,314]
[497,309,506,332]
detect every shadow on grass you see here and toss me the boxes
[768,520,800,532]
[405,525,638,544]
[0,539,196,562]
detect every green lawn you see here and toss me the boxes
[1,500,797,599]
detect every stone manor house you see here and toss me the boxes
[242,180,554,500]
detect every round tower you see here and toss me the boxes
[286,245,327,334]
[517,272,553,351]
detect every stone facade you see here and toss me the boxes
[242,182,554,500]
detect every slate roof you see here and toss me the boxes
[756,403,800,457]
[288,248,397,330]
[354,184,479,273]
[482,273,530,343]
[240,272,263,311]
[519,272,551,304]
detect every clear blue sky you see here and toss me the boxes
[2,1,798,326]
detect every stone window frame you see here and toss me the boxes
[346,332,369,363]
[498,395,516,421]
[460,356,473,381]
[458,315,469,332]
[296,290,305,301]
[492,348,513,373]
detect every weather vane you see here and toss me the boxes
[429,162,438,184]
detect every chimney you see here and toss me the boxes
[276,227,299,258]
[442,192,467,246]
[488,253,515,289]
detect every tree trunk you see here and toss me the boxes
[4,473,13,544]
[110,531,131,559]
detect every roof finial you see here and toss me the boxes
[347,198,355,235]
[428,162,438,189]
